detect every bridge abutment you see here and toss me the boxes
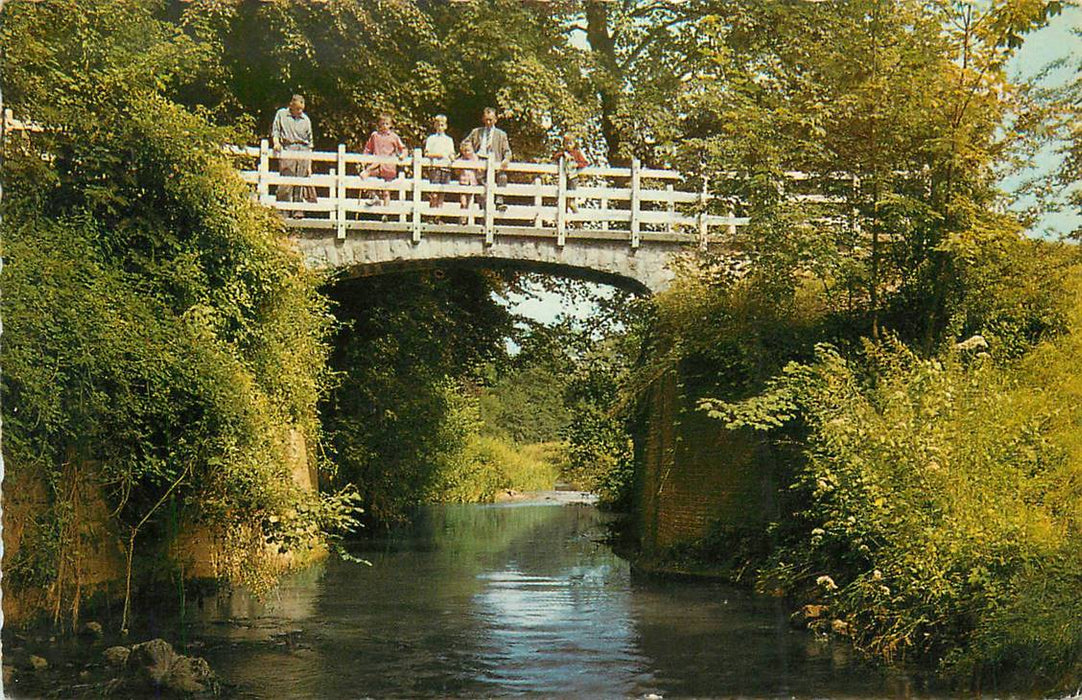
[633,364,782,571]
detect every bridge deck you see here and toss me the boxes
[234,142,747,248]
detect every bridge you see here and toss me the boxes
[235,141,752,292]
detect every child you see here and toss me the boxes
[362,113,407,207]
[423,114,455,209]
[456,140,483,224]
[554,133,589,213]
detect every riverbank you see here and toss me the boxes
[492,489,598,506]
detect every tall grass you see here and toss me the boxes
[429,436,564,503]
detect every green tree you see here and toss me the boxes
[322,270,516,525]
[2,0,350,624]
[669,0,1061,348]
[175,0,590,153]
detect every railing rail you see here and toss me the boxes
[230,141,885,247]
[232,141,752,246]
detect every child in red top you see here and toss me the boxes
[555,133,589,212]
[362,114,407,206]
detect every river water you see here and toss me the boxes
[160,494,940,698]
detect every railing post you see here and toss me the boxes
[556,156,567,247]
[666,183,675,235]
[398,163,407,223]
[533,176,543,229]
[484,156,495,245]
[467,169,476,227]
[630,156,641,249]
[258,138,270,203]
[600,194,609,231]
[336,143,347,239]
[412,147,423,243]
[851,174,861,237]
[697,178,709,250]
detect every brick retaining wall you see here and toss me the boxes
[634,365,779,556]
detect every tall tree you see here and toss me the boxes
[668,0,1061,348]
[176,0,589,153]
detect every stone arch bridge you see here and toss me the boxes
[236,141,760,292]
[232,141,857,555]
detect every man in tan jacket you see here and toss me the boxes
[465,107,512,211]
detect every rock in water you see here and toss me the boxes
[127,639,176,686]
[78,621,104,641]
[166,655,214,693]
[123,638,217,693]
[103,646,131,668]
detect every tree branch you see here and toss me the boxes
[622,17,686,68]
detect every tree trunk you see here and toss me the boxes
[585,2,626,165]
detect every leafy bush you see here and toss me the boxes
[1,0,345,610]
[720,322,1082,688]
[430,436,563,503]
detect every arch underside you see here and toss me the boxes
[337,257,653,293]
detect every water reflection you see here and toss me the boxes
[181,499,936,698]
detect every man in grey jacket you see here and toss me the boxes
[271,94,316,218]
[465,107,512,212]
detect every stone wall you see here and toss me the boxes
[169,427,325,580]
[1,461,127,627]
[634,365,779,558]
[2,427,322,628]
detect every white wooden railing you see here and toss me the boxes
[233,140,747,248]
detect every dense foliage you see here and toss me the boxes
[694,256,1081,686]
[1,0,353,616]
[175,0,591,155]
[321,271,516,524]
[767,328,1082,687]
[602,0,1082,689]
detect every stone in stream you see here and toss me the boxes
[78,621,104,641]
[127,639,175,686]
[123,638,217,694]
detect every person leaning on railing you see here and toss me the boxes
[361,113,408,209]
[271,94,316,219]
[423,114,455,209]
[555,132,589,214]
[456,140,483,224]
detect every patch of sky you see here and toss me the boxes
[497,278,619,353]
[1003,5,1081,239]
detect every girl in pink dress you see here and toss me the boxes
[362,114,407,206]
[457,140,483,223]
